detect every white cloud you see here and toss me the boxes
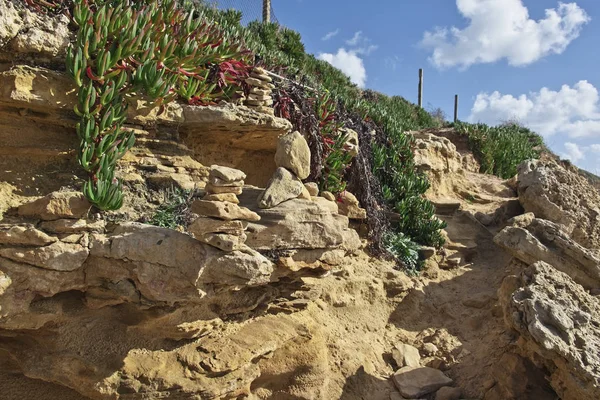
[322,29,340,41]
[346,31,363,46]
[562,142,585,162]
[468,81,600,138]
[318,49,367,87]
[420,0,590,69]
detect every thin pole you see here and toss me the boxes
[263,0,271,23]
[454,94,459,123]
[418,69,423,108]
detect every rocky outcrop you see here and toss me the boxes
[494,214,600,290]
[517,159,600,249]
[259,167,304,208]
[499,261,600,400]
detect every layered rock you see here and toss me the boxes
[499,262,600,400]
[494,214,600,290]
[243,67,275,115]
[517,159,600,249]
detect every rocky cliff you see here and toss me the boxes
[1,1,600,399]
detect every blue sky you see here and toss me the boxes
[219,0,600,173]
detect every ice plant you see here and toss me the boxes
[66,0,251,209]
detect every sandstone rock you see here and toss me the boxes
[210,165,247,182]
[203,193,240,204]
[191,200,260,221]
[204,183,243,195]
[200,245,274,286]
[246,98,273,107]
[245,77,275,89]
[146,172,197,190]
[18,192,91,221]
[188,217,247,237]
[419,246,436,260]
[304,182,319,197]
[250,87,270,96]
[242,189,360,251]
[251,70,273,82]
[274,131,311,179]
[298,185,312,200]
[338,191,367,219]
[209,177,244,187]
[517,160,600,248]
[435,386,462,400]
[258,167,304,209]
[0,242,88,271]
[0,224,57,246]
[494,217,600,289]
[198,232,247,252]
[40,219,105,234]
[340,127,359,157]
[392,366,452,398]
[422,343,439,356]
[321,191,336,202]
[248,94,271,102]
[392,343,421,368]
[499,261,600,400]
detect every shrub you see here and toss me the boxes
[454,121,544,179]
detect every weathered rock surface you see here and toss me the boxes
[198,232,247,252]
[0,241,88,271]
[210,165,247,183]
[0,224,57,246]
[274,131,311,179]
[499,261,600,400]
[18,192,91,221]
[242,189,360,251]
[203,192,240,203]
[304,182,319,197]
[517,159,600,249]
[188,217,247,237]
[258,167,304,209]
[392,366,453,398]
[191,200,261,221]
[392,343,421,368]
[337,191,367,220]
[40,218,106,234]
[494,215,600,289]
[201,245,274,286]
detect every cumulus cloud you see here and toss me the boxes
[562,142,585,162]
[468,81,600,138]
[322,29,340,41]
[318,49,367,87]
[420,0,590,69]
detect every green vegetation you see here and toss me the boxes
[66,0,250,209]
[454,121,544,179]
[383,231,421,274]
[149,187,193,229]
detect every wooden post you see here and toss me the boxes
[454,94,459,123]
[263,0,271,23]
[418,69,423,108]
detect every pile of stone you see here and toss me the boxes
[259,131,312,209]
[188,165,260,252]
[244,67,275,115]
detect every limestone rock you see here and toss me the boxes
[210,165,247,182]
[200,245,274,286]
[517,160,600,248]
[274,131,311,179]
[203,193,240,204]
[18,192,91,221]
[298,185,312,200]
[258,167,304,209]
[499,261,600,400]
[40,219,105,234]
[204,183,243,195]
[189,217,247,237]
[198,232,247,252]
[321,191,336,202]
[493,217,600,289]
[304,182,319,197]
[392,343,421,368]
[0,224,57,246]
[191,200,260,221]
[392,366,453,398]
[0,242,88,271]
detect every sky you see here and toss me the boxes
[219,0,600,173]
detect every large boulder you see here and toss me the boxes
[499,261,600,400]
[18,192,91,221]
[517,160,600,249]
[494,215,600,290]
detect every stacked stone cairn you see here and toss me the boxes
[188,165,260,252]
[244,67,275,115]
